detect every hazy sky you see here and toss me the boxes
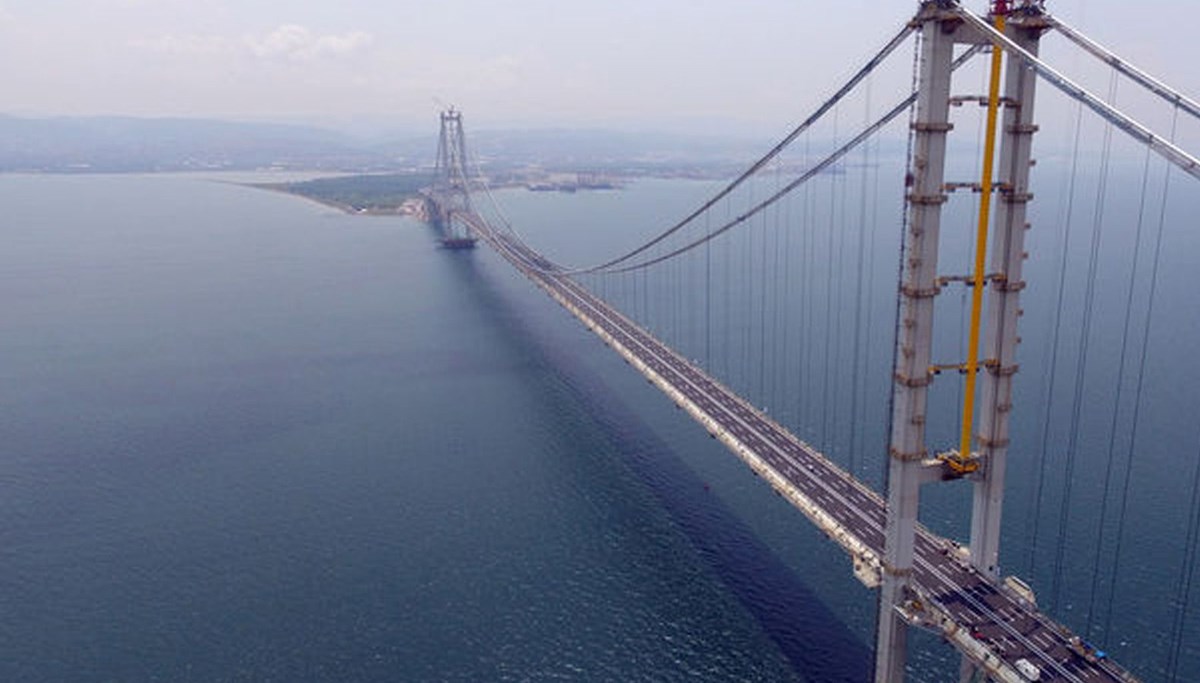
[1,0,1195,134]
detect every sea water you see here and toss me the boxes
[2,170,1198,681]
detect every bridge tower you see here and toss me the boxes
[431,108,478,249]
[875,2,1045,681]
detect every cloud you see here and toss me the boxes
[132,24,373,61]
[245,24,373,61]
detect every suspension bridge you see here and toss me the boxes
[419,1,1200,681]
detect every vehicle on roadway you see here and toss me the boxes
[1015,657,1041,681]
[1069,635,1109,663]
[1004,575,1037,606]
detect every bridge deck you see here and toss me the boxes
[460,211,1136,683]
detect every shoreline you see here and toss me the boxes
[237,172,634,219]
[241,181,420,216]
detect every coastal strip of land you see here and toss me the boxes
[245,171,626,217]
[246,173,432,215]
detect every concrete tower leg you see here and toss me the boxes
[874,7,955,682]
[969,16,1042,582]
[959,17,1043,683]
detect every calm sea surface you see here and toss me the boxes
[0,174,860,682]
[2,170,1198,681]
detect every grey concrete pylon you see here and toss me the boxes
[960,11,1045,683]
[970,10,1044,587]
[874,5,956,681]
[874,4,1048,681]
[433,109,474,240]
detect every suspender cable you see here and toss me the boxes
[705,212,712,368]
[800,133,814,440]
[864,127,884,490]
[724,199,733,382]
[849,76,873,478]
[1103,106,1179,638]
[822,127,837,451]
[744,185,754,392]
[1167,438,1200,681]
[780,165,794,425]
[1085,142,1154,639]
[1052,71,1119,612]
[770,164,783,411]
[834,109,851,461]
[1028,98,1085,575]
[757,190,766,400]
[676,240,686,345]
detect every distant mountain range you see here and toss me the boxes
[0,115,389,172]
[0,114,786,174]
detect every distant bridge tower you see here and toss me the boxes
[431,108,478,249]
[875,2,1045,681]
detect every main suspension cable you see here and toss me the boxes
[954,6,1200,181]
[554,22,918,275]
[1048,14,1200,124]
[568,46,982,277]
